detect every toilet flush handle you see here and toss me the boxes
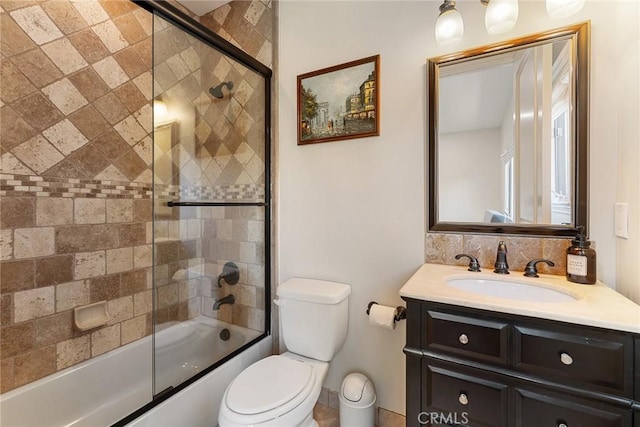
[273,298,284,307]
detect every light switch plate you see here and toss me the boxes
[614,202,629,239]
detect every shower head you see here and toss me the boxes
[209,81,234,99]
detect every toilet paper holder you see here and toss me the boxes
[366,301,407,322]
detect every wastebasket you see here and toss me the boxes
[339,373,376,426]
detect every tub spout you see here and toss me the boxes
[213,294,235,310]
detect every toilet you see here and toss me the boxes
[218,277,351,427]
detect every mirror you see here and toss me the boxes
[428,22,589,237]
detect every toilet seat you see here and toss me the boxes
[222,355,316,424]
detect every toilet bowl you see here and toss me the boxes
[218,353,328,427]
[218,278,351,427]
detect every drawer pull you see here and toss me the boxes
[458,393,469,405]
[458,334,469,344]
[560,352,573,365]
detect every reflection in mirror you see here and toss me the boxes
[429,22,589,236]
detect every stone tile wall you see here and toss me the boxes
[1,0,153,182]
[0,0,154,394]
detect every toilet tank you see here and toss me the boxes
[276,278,351,362]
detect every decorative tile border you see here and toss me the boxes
[156,183,265,202]
[0,174,152,199]
[0,174,265,201]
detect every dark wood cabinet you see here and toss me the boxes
[404,299,638,427]
[513,324,633,397]
[424,361,509,427]
[515,386,631,427]
[425,310,509,366]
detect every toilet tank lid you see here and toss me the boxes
[277,278,351,304]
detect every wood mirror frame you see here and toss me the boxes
[428,22,590,237]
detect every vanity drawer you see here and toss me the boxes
[514,324,633,397]
[424,362,508,427]
[425,310,509,364]
[515,386,632,427]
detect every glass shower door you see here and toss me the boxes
[151,10,270,397]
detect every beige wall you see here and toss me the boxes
[278,0,640,417]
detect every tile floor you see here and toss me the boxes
[313,402,339,427]
[313,402,406,427]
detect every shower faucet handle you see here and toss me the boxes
[217,262,240,287]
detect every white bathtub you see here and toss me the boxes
[0,317,270,427]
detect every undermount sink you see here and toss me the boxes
[446,277,578,303]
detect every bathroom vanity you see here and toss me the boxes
[400,264,640,427]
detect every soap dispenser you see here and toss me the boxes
[566,226,596,284]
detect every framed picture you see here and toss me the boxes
[297,55,380,145]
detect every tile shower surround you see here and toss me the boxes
[0,175,266,393]
[0,0,274,393]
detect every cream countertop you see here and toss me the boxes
[399,263,640,334]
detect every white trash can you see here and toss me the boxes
[339,373,376,426]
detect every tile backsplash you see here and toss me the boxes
[426,232,572,276]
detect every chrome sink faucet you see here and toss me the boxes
[493,241,509,274]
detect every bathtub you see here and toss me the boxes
[0,317,270,427]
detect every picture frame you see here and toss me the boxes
[297,55,380,145]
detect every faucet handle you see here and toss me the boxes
[217,261,240,288]
[523,259,555,277]
[455,254,481,272]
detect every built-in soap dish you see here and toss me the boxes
[74,301,109,331]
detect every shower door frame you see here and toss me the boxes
[116,1,272,424]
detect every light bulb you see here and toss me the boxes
[154,99,169,124]
[435,2,464,46]
[546,0,585,19]
[485,0,519,35]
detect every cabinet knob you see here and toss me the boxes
[458,334,469,345]
[560,352,573,365]
[558,423,568,427]
[458,393,469,405]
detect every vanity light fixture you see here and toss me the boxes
[153,98,175,127]
[153,99,168,123]
[484,0,518,35]
[435,0,584,45]
[546,0,585,19]
[435,0,464,46]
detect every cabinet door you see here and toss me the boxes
[423,361,509,427]
[515,386,632,427]
[514,324,633,397]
